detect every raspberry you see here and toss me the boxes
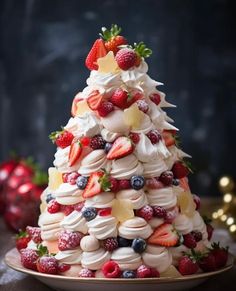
[58,230,83,251]
[146,178,164,189]
[136,264,152,278]
[63,172,80,185]
[110,89,129,109]
[183,233,197,249]
[98,207,112,216]
[61,205,74,216]
[26,226,42,244]
[20,248,39,271]
[136,99,149,113]
[80,136,91,147]
[109,177,119,192]
[152,205,167,219]
[129,133,140,144]
[73,202,85,212]
[37,256,58,274]
[58,263,71,273]
[191,231,203,242]
[149,93,161,105]
[102,261,121,278]
[90,135,106,150]
[193,194,201,210]
[79,268,95,277]
[159,171,174,186]
[115,48,137,70]
[97,101,114,117]
[150,268,160,277]
[136,205,153,221]
[146,130,161,144]
[103,237,119,251]
[47,199,61,214]
[165,207,178,223]
[118,179,131,190]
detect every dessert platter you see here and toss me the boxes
[5,25,233,291]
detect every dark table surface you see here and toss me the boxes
[0,217,236,291]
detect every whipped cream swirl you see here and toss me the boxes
[60,210,88,234]
[143,158,168,178]
[87,215,118,240]
[53,147,80,173]
[101,110,130,134]
[111,247,142,270]
[81,248,111,270]
[174,213,193,235]
[101,128,121,142]
[85,192,115,208]
[55,248,82,264]
[53,183,84,205]
[87,71,121,90]
[147,187,177,209]
[118,217,153,239]
[132,114,154,134]
[192,211,208,240]
[78,150,107,176]
[80,235,100,252]
[38,212,64,241]
[116,189,147,209]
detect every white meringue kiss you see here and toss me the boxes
[60,210,88,234]
[118,217,153,239]
[111,247,142,270]
[116,189,147,209]
[54,183,84,205]
[78,150,107,176]
[38,212,64,241]
[55,248,82,264]
[87,215,118,240]
[147,187,177,209]
[81,248,111,270]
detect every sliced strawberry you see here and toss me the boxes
[172,161,190,179]
[85,39,107,70]
[68,139,82,167]
[162,130,176,147]
[107,137,134,160]
[148,223,179,247]
[82,172,104,198]
[87,90,104,110]
[179,177,190,192]
[71,94,83,117]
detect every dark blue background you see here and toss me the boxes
[0,0,235,197]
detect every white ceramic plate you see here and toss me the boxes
[5,248,234,291]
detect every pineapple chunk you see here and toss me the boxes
[177,190,196,218]
[111,199,134,222]
[123,103,145,129]
[48,167,63,191]
[75,99,92,116]
[97,51,120,73]
[160,265,182,278]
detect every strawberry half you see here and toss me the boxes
[106,137,134,160]
[71,94,83,117]
[87,90,104,110]
[162,130,176,147]
[148,223,179,247]
[85,39,107,70]
[68,139,82,167]
[172,161,190,179]
[82,172,104,198]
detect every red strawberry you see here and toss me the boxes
[82,171,104,198]
[107,137,134,160]
[0,159,18,184]
[199,252,217,272]
[20,248,39,271]
[162,130,176,147]
[210,243,228,269]
[37,256,58,274]
[68,139,82,167]
[102,261,121,278]
[85,39,107,70]
[148,223,179,247]
[98,208,112,216]
[110,88,129,109]
[16,230,31,251]
[97,101,114,117]
[178,255,199,275]
[183,233,197,249]
[71,94,83,117]
[87,90,104,110]
[115,48,137,70]
[172,161,190,179]
[149,92,161,105]
[100,24,127,54]
[49,129,74,149]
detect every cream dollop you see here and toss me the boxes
[54,183,84,205]
[85,192,115,208]
[87,71,121,90]
[38,212,64,241]
[110,154,143,179]
[55,248,82,264]
[132,114,154,134]
[101,110,130,134]
[65,112,101,137]
[116,189,147,209]
[60,210,88,234]
[143,158,168,178]
[142,245,172,273]
[101,128,121,142]
[78,150,107,176]
[147,187,177,209]
[165,146,191,170]
[53,147,80,173]
[80,235,100,252]
[174,213,193,235]
[111,247,142,270]
[118,217,153,239]
[134,133,157,162]
[87,215,118,240]
[81,248,111,270]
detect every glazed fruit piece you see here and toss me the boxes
[48,167,63,191]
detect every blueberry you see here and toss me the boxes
[104,142,112,153]
[76,176,88,190]
[172,179,180,186]
[130,175,145,190]
[122,270,136,278]
[132,238,147,253]
[82,207,97,221]
[117,236,132,247]
[46,193,54,203]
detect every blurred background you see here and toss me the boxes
[0,0,235,197]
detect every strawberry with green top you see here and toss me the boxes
[162,130,178,147]
[172,161,191,179]
[49,128,74,149]
[16,230,31,251]
[210,242,229,269]
[36,244,58,274]
[178,250,201,275]
[85,39,107,70]
[148,223,179,247]
[107,136,134,160]
[100,24,127,54]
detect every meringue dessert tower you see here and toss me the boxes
[35,25,213,278]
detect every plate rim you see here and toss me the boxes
[4,248,234,285]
